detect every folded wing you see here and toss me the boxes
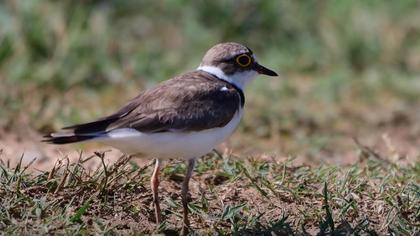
[44,71,242,144]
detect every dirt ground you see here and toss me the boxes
[1,115,418,173]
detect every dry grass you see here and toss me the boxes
[1,1,420,235]
[1,145,418,235]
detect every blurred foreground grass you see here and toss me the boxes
[0,150,418,235]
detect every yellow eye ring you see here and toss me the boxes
[235,54,252,67]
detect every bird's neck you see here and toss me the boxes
[197,65,257,90]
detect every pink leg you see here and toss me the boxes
[181,158,196,236]
[151,159,162,224]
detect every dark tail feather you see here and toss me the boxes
[62,117,118,133]
[42,133,102,144]
[43,101,136,145]
[43,116,118,144]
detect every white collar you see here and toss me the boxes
[197,65,257,90]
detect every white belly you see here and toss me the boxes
[102,111,243,159]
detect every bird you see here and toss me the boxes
[44,42,278,235]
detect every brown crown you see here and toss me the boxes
[200,42,253,75]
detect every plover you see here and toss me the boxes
[45,42,278,235]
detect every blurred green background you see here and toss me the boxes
[1,0,420,160]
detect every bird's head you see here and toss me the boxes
[198,42,278,89]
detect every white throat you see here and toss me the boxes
[197,65,257,90]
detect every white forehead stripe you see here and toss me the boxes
[238,49,249,54]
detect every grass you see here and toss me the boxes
[1,144,418,235]
[2,1,420,162]
[1,1,420,132]
[1,1,420,235]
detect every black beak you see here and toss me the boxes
[254,62,278,76]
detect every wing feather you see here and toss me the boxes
[44,71,242,144]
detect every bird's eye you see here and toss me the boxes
[235,54,252,67]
